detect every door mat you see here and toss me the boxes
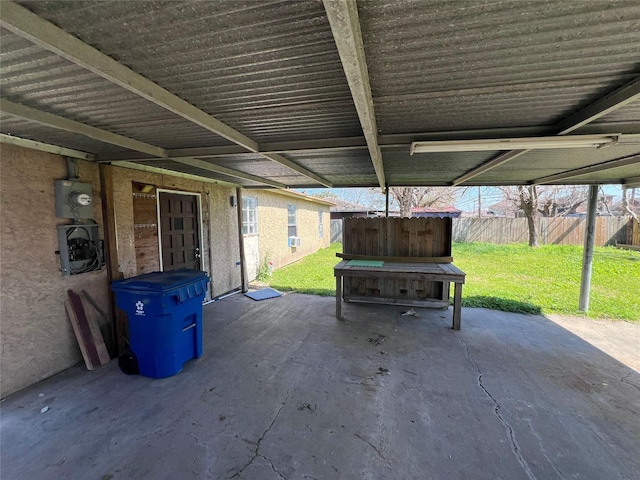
[347,260,384,267]
[245,288,282,301]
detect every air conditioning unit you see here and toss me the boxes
[288,236,301,247]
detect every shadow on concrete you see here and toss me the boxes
[461,295,542,315]
[1,293,638,479]
[267,285,335,297]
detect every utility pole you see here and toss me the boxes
[477,186,482,218]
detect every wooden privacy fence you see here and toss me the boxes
[451,217,634,246]
[330,218,343,243]
[632,220,640,246]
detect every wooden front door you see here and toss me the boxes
[159,192,201,271]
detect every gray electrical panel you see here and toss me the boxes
[57,224,104,276]
[55,180,94,219]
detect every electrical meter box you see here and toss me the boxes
[57,224,104,276]
[55,180,94,219]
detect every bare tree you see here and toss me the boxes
[538,186,589,216]
[500,185,591,247]
[308,188,385,209]
[388,187,460,217]
[622,187,639,224]
[513,186,539,247]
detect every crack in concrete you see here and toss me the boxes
[258,453,287,480]
[451,332,536,480]
[621,371,640,391]
[193,435,213,475]
[526,422,563,478]
[354,433,388,463]
[289,359,334,381]
[228,389,290,479]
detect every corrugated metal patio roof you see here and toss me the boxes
[1,0,639,189]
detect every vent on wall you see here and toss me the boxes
[288,236,301,247]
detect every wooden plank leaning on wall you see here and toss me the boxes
[99,164,127,355]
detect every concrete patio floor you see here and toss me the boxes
[1,293,639,480]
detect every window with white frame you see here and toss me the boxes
[242,196,258,235]
[318,209,324,238]
[287,204,297,237]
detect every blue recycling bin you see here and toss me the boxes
[111,269,210,379]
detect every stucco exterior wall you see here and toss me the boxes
[1,144,109,397]
[111,166,242,297]
[206,186,243,295]
[0,145,242,398]
[244,190,331,278]
[244,235,260,281]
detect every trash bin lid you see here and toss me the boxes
[111,269,209,293]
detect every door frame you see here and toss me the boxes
[156,188,205,272]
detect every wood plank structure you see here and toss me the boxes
[334,218,466,329]
[65,290,110,370]
[132,183,160,275]
[632,220,640,246]
[618,219,640,251]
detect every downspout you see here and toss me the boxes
[578,185,598,312]
[205,192,214,300]
[236,187,248,293]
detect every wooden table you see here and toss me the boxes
[334,260,466,330]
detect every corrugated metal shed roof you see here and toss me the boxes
[1,0,639,188]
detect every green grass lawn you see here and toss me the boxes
[267,242,640,322]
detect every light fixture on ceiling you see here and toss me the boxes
[409,134,621,154]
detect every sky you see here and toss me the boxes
[299,184,628,213]
[455,184,625,213]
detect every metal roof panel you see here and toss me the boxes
[17,0,363,143]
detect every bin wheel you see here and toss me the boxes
[119,350,140,375]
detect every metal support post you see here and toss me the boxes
[579,185,598,312]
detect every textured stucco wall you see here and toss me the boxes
[206,186,242,295]
[245,191,330,277]
[1,144,109,398]
[244,235,260,281]
[0,147,242,398]
[111,166,241,296]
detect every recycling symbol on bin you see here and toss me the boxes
[135,301,145,316]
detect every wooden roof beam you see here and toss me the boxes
[0,99,286,188]
[533,154,640,184]
[622,176,640,189]
[97,128,640,162]
[153,158,287,189]
[262,152,333,187]
[553,78,640,135]
[0,1,332,187]
[0,133,95,160]
[323,0,385,188]
[1,98,166,157]
[452,76,640,186]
